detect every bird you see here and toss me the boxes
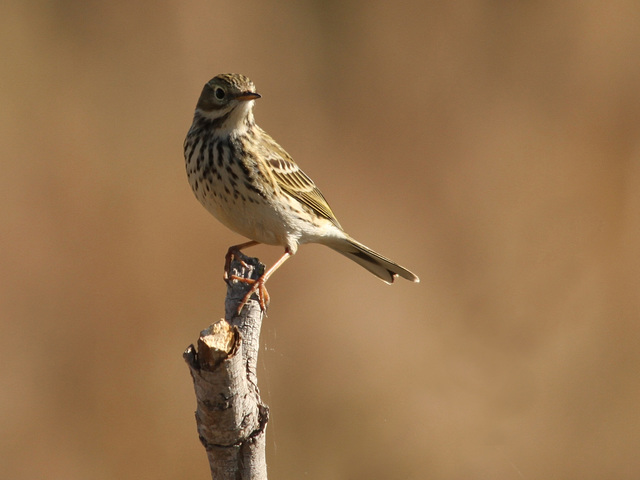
[184,73,419,314]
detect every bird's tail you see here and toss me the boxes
[327,236,420,284]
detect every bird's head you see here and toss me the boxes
[195,73,261,133]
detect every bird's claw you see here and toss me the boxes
[224,241,260,283]
[230,274,270,315]
[224,251,248,283]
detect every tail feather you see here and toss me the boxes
[328,236,420,284]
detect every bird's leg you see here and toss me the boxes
[224,240,260,282]
[233,249,292,315]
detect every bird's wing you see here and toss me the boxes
[266,151,342,230]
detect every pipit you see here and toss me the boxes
[184,73,419,314]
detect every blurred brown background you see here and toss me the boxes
[2,1,639,479]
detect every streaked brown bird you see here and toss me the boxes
[184,73,419,314]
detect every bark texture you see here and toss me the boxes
[184,254,268,480]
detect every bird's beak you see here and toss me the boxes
[236,92,261,101]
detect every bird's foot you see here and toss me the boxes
[230,274,270,315]
[224,250,249,283]
[224,241,259,283]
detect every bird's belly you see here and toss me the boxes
[194,186,297,247]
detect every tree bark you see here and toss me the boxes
[184,253,269,480]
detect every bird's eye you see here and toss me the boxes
[214,87,226,100]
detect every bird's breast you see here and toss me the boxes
[185,132,301,249]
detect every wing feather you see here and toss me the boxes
[259,133,341,229]
[268,156,342,229]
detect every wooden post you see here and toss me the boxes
[184,253,269,480]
